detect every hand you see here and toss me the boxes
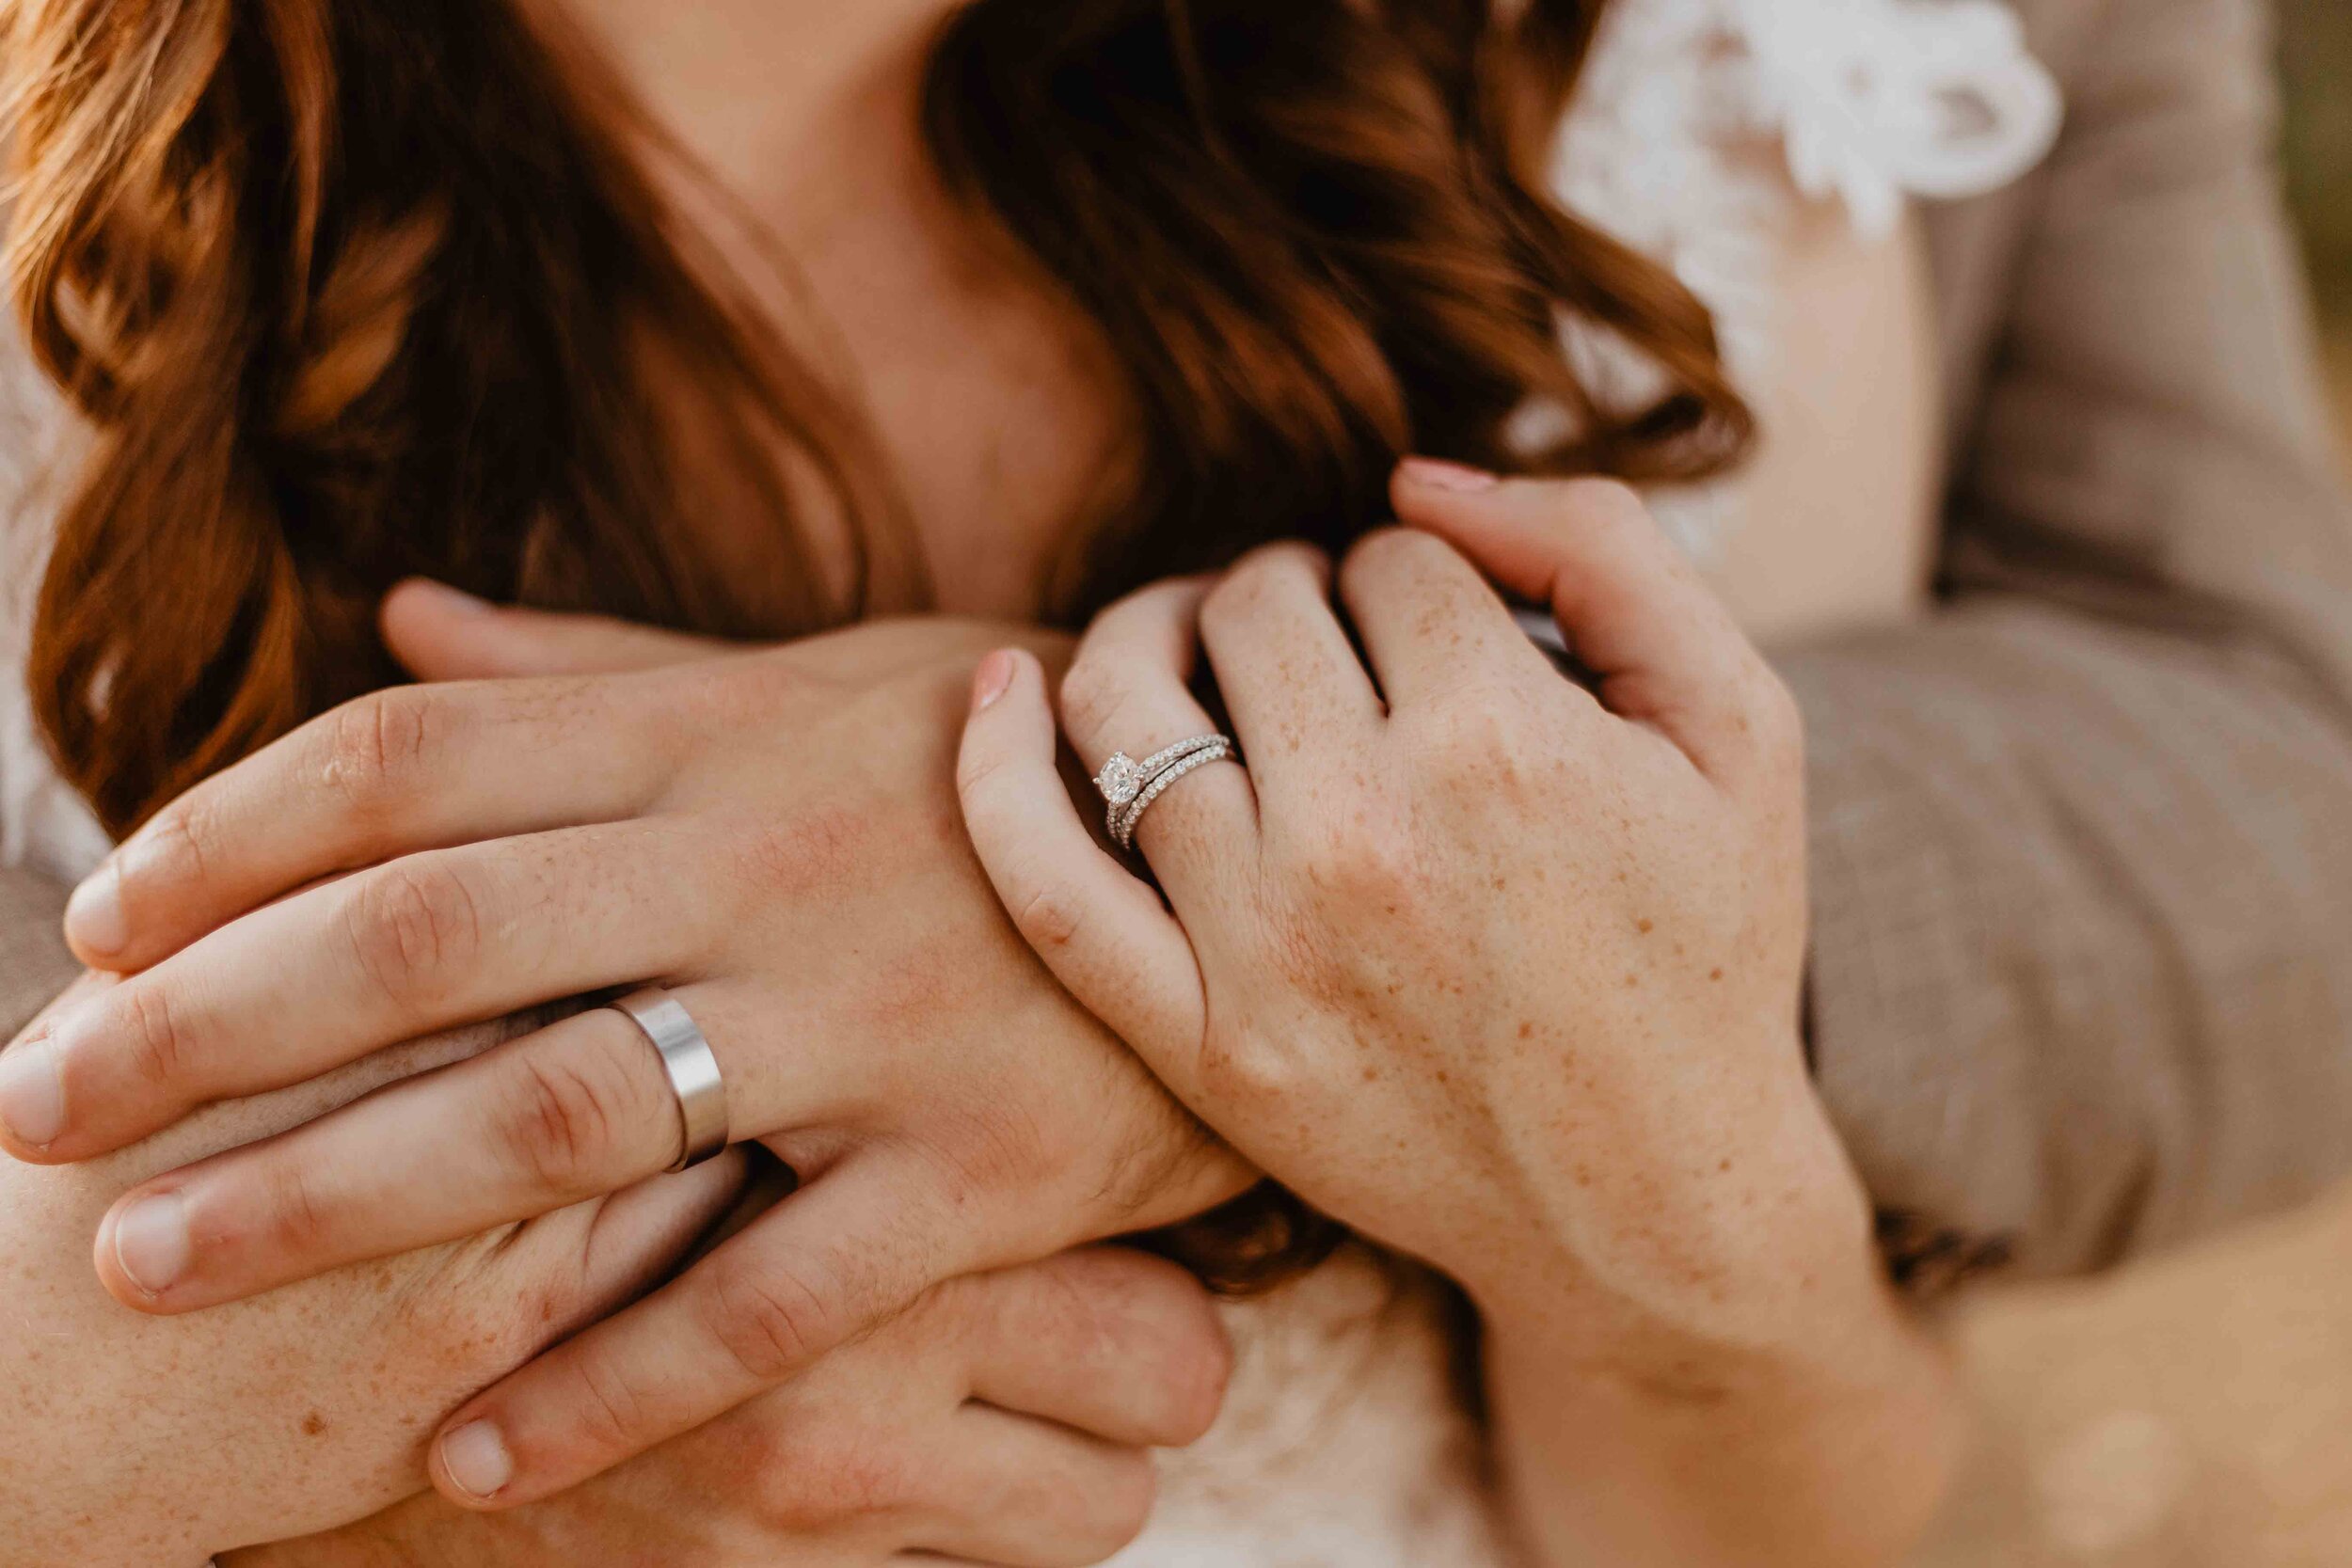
[0,990,748,1568]
[233,1248,1229,1568]
[955,463,1874,1347]
[958,465,1959,1563]
[0,586,1250,1509]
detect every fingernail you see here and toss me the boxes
[1399,456,1502,493]
[971,651,1018,714]
[404,578,493,616]
[0,1033,66,1149]
[64,860,128,959]
[440,1420,515,1500]
[113,1192,192,1295]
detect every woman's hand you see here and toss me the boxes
[955,463,1956,1564]
[234,1248,1229,1568]
[0,591,1250,1510]
[957,463,1840,1324]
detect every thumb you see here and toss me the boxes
[381,580,734,681]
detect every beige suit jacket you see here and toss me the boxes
[4,0,2347,1278]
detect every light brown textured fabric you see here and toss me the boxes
[0,868,77,1039]
[1796,0,2352,1274]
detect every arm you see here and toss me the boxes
[1794,0,2352,1274]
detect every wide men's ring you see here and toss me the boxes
[609,988,731,1173]
[1093,734,1242,851]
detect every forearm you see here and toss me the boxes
[1466,1065,1961,1568]
[1480,1181,1960,1568]
[1789,603,2352,1275]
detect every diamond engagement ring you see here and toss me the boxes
[1093,735,1241,850]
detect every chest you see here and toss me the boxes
[660,6,1950,638]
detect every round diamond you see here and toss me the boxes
[1095,752,1143,805]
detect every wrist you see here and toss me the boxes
[1484,1292,1961,1568]
[1464,1026,1883,1351]
[1470,1054,1963,1568]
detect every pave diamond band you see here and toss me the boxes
[1093,734,1240,849]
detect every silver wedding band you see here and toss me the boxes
[609,988,731,1173]
[1093,735,1241,850]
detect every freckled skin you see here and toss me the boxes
[974,491,1950,1568]
[0,1004,733,1565]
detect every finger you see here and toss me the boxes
[62,676,675,974]
[1194,544,1385,783]
[1055,581,1259,877]
[14,822,718,1164]
[1336,527,1562,706]
[519,1149,755,1322]
[432,1161,969,1510]
[959,1248,1229,1449]
[90,1002,754,1311]
[912,1410,1156,1568]
[382,579,735,681]
[1391,461,1779,781]
[957,650,1207,1056]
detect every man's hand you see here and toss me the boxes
[2,584,1253,1510]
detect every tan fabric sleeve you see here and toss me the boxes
[1792,0,2352,1275]
[0,867,78,1039]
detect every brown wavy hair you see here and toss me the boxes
[7,0,1749,838]
[6,0,1750,1284]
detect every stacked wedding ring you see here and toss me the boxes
[609,988,731,1173]
[1094,735,1241,850]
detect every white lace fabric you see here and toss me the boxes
[1550,0,2059,559]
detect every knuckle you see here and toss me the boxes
[701,1256,844,1386]
[730,806,880,904]
[342,860,485,1009]
[1419,693,1537,798]
[953,742,1009,804]
[759,1430,917,1529]
[316,689,440,813]
[669,653,816,730]
[1013,882,1085,953]
[1342,525,1448,585]
[1296,816,1420,907]
[1073,1251,1234,1447]
[1153,1305,1235,1447]
[565,1345,657,1461]
[488,1037,648,1195]
[1056,657,1128,747]
[1194,1025,1305,1115]
[256,1154,337,1259]
[1558,475,1648,523]
[130,799,219,895]
[1200,545,1325,631]
[1078,1451,1160,1559]
[116,983,199,1093]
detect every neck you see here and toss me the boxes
[548,0,962,217]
